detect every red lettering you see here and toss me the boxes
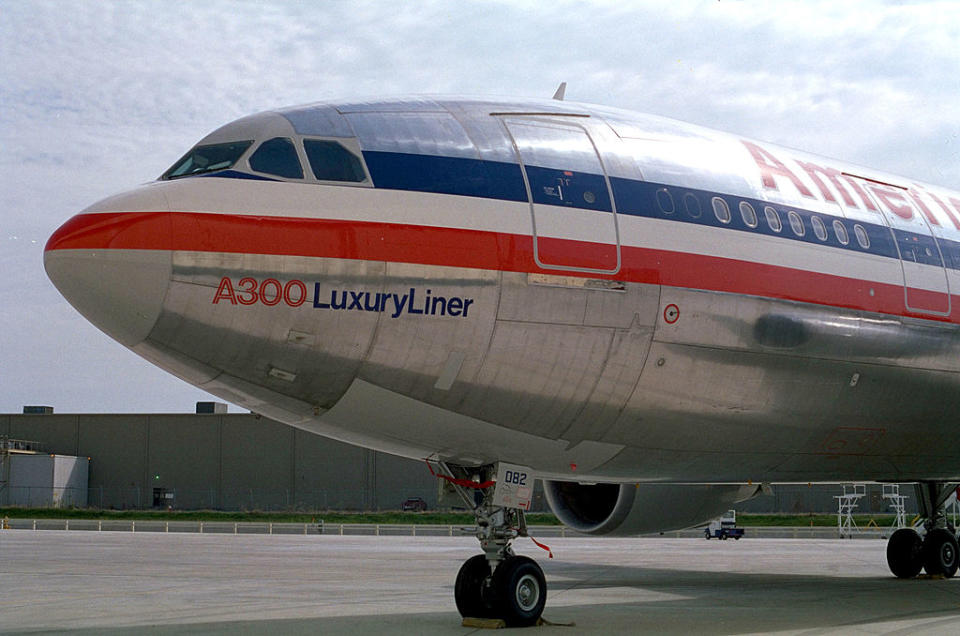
[212,277,237,305]
[214,277,309,307]
[950,197,960,226]
[869,185,913,220]
[283,280,307,307]
[260,278,282,306]
[907,188,942,227]
[795,161,857,207]
[742,140,813,197]
[237,277,258,305]
[919,188,960,230]
[838,175,879,212]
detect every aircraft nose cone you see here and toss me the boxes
[44,210,172,347]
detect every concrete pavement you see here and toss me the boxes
[2,530,960,634]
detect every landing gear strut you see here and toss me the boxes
[442,463,547,627]
[886,482,959,578]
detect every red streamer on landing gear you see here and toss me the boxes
[426,459,555,558]
[425,459,495,490]
[529,535,554,559]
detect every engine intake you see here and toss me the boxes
[543,480,761,536]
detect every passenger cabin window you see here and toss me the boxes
[683,193,702,219]
[303,140,366,182]
[163,140,253,179]
[656,188,675,214]
[249,137,303,179]
[712,197,731,224]
[764,206,782,232]
[854,224,870,249]
[811,216,827,241]
[833,220,849,245]
[788,211,805,237]
[739,201,758,228]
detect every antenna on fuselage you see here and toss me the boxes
[552,82,567,101]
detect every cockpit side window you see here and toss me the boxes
[163,141,254,179]
[249,137,303,179]
[303,140,366,182]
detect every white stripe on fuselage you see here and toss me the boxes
[91,177,943,293]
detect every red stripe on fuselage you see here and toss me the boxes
[45,211,952,323]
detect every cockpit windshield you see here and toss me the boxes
[162,140,254,179]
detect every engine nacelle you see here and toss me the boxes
[543,480,761,536]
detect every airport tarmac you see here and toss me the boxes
[3,530,960,635]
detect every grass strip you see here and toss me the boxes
[0,508,910,527]
[0,507,558,525]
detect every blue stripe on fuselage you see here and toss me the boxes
[187,151,957,272]
[362,151,527,202]
[609,177,901,262]
[362,150,955,271]
[197,170,278,182]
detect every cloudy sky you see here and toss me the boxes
[2,1,958,413]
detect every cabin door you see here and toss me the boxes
[893,224,951,316]
[504,118,621,274]
[846,176,950,316]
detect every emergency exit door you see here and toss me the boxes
[504,119,621,274]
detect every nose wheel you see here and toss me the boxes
[438,462,548,627]
[454,555,494,619]
[455,554,546,627]
[492,555,547,625]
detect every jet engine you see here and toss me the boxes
[543,480,762,536]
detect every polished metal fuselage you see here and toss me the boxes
[45,96,960,484]
[147,251,960,483]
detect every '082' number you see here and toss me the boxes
[503,470,527,486]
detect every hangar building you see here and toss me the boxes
[1,404,440,511]
[1,404,915,514]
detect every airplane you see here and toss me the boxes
[44,92,960,626]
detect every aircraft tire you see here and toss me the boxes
[887,528,924,578]
[489,555,546,627]
[923,528,959,578]
[454,554,495,619]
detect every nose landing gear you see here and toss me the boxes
[440,463,547,627]
[886,482,959,579]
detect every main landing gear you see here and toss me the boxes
[887,482,959,578]
[441,463,547,627]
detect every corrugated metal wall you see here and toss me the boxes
[0,413,438,511]
[0,412,917,513]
